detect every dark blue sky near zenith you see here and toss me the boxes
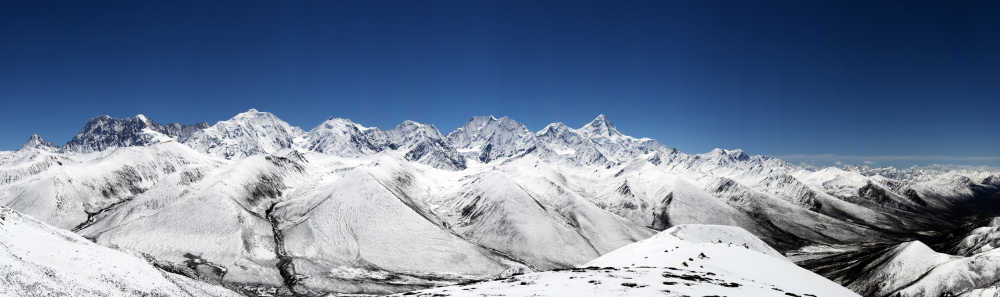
[1,0,998,167]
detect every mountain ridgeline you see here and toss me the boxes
[3,109,1000,296]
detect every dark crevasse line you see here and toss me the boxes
[265,202,305,297]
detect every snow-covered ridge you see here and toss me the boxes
[63,114,208,153]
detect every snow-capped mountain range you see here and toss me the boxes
[2,109,999,296]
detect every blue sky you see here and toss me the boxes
[2,1,998,167]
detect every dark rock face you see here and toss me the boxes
[651,193,674,230]
[63,115,207,152]
[858,183,893,205]
[982,175,1000,187]
[160,122,211,142]
[404,139,467,170]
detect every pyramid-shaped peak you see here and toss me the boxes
[588,114,612,126]
[21,133,55,150]
[580,114,622,137]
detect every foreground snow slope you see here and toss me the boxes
[0,207,241,297]
[395,225,859,297]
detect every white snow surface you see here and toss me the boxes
[394,225,859,297]
[0,207,241,297]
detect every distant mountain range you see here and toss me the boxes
[2,109,999,297]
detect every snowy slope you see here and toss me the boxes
[802,216,1000,297]
[0,207,241,297]
[953,217,1000,256]
[272,164,522,294]
[815,240,1000,297]
[1,141,218,230]
[394,225,859,297]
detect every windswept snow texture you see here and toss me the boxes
[0,207,242,297]
[2,110,1000,296]
[395,225,859,297]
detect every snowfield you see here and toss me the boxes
[394,225,859,297]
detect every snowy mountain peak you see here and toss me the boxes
[62,115,161,152]
[183,110,303,159]
[232,108,277,121]
[60,114,213,153]
[392,120,442,139]
[397,119,425,128]
[536,122,572,136]
[303,116,381,156]
[20,133,56,150]
[381,120,466,169]
[317,116,368,132]
[580,114,623,137]
[447,115,537,163]
[134,114,152,125]
[299,117,465,168]
[704,148,751,161]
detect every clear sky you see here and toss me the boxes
[2,1,998,167]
